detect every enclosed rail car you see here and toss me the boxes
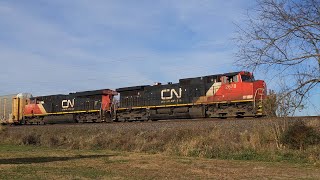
[0,93,32,124]
[115,71,266,121]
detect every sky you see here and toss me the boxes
[0,0,319,115]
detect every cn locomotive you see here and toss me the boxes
[0,71,266,124]
[23,89,118,124]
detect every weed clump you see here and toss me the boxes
[281,121,320,150]
[22,133,41,146]
[0,125,5,133]
[0,125,7,138]
[48,136,60,147]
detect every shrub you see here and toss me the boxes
[280,121,320,150]
[22,133,41,146]
[48,136,60,147]
[0,125,7,138]
[0,125,4,133]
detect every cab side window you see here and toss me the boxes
[233,75,238,82]
[224,75,238,83]
[241,75,255,82]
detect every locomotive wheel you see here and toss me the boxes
[218,113,227,119]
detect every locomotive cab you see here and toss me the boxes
[221,71,255,84]
[217,71,266,116]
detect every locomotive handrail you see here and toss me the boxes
[253,88,265,108]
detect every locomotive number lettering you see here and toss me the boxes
[225,84,236,90]
[161,88,182,100]
[62,99,75,109]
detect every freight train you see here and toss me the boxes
[0,71,266,124]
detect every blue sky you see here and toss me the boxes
[0,0,319,115]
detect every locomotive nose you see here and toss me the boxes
[254,80,267,95]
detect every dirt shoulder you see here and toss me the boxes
[0,144,319,179]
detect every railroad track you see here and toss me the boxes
[7,116,320,130]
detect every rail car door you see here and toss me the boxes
[50,102,54,113]
[85,100,90,111]
[11,97,20,123]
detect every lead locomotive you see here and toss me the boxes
[116,71,266,121]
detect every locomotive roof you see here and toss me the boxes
[180,71,241,81]
[31,89,116,99]
[116,85,150,92]
[116,71,246,92]
[70,89,117,96]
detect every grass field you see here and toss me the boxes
[1,118,320,179]
[0,144,320,179]
[1,118,320,164]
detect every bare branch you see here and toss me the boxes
[235,0,320,115]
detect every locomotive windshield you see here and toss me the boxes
[241,75,255,82]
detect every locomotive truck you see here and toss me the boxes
[0,71,266,124]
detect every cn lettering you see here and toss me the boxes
[62,99,75,109]
[161,88,182,100]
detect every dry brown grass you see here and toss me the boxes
[0,144,320,179]
[0,125,5,133]
[1,117,320,164]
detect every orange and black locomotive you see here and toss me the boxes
[116,71,266,121]
[23,89,117,124]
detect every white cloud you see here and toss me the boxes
[0,0,251,95]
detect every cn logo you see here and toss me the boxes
[161,88,182,100]
[62,99,75,109]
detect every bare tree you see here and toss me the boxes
[262,89,277,117]
[276,79,305,116]
[236,0,320,115]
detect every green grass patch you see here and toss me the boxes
[0,144,319,179]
